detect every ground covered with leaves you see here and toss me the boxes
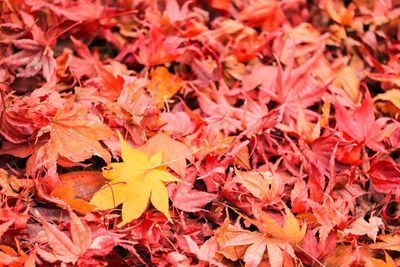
[1,0,400,266]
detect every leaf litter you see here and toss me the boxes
[0,0,400,266]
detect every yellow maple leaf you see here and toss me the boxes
[90,133,181,226]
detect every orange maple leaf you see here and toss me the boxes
[148,67,183,108]
[253,206,307,246]
[34,100,112,165]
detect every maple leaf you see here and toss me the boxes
[369,73,400,88]
[168,182,217,212]
[278,23,324,64]
[36,208,91,264]
[370,234,400,252]
[374,89,400,117]
[140,132,191,177]
[242,47,326,120]
[255,206,307,246]
[148,67,183,108]
[323,0,358,27]
[90,132,181,226]
[0,168,34,197]
[324,244,391,267]
[160,111,196,136]
[334,66,361,103]
[234,169,283,203]
[168,166,217,212]
[212,206,306,267]
[25,0,103,22]
[0,245,36,267]
[223,231,287,267]
[335,91,399,152]
[94,60,125,102]
[34,99,112,165]
[50,180,96,214]
[87,228,137,257]
[218,219,296,267]
[369,159,400,193]
[344,216,383,242]
[238,0,285,31]
[300,228,336,265]
[0,93,48,144]
[135,26,184,66]
[369,252,396,267]
[309,198,349,245]
[50,172,106,214]
[0,38,56,84]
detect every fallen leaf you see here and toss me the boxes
[370,234,400,252]
[140,132,191,177]
[36,208,91,264]
[160,111,196,136]
[368,252,396,267]
[220,221,295,267]
[344,216,383,242]
[335,91,399,152]
[136,27,183,66]
[368,73,400,87]
[148,67,183,108]
[95,60,125,102]
[255,206,307,246]
[88,228,137,257]
[50,180,96,214]
[374,89,400,110]
[0,168,34,197]
[90,132,181,226]
[0,248,21,266]
[324,244,379,267]
[335,66,361,103]
[167,165,217,212]
[59,171,106,201]
[37,100,113,164]
[369,160,400,193]
[235,170,282,202]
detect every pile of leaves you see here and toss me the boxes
[1,0,400,266]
